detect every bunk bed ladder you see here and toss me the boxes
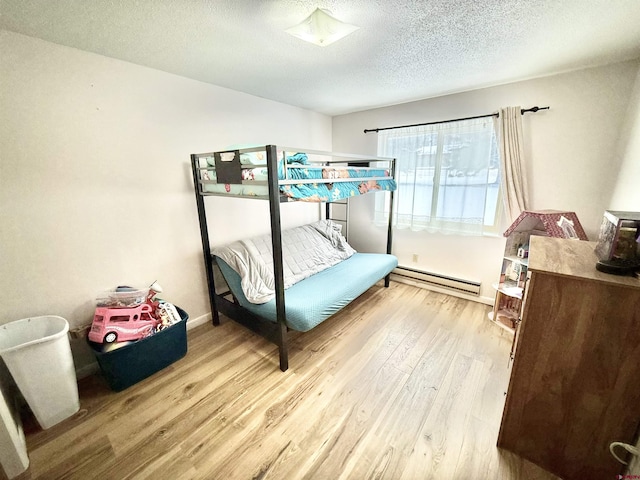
[324,158,396,288]
[325,200,348,240]
[385,158,396,287]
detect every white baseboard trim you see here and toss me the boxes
[186,313,212,331]
[392,267,481,296]
[392,276,494,306]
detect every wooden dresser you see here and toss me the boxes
[498,236,640,479]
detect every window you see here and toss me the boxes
[376,116,503,236]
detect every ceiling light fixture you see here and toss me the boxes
[285,8,359,47]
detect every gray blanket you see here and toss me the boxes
[212,220,355,304]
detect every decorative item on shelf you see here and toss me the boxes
[557,215,580,239]
[503,260,524,287]
[594,210,640,275]
[517,244,529,258]
[489,210,588,336]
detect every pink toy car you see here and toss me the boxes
[88,304,159,344]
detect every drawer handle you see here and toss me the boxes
[609,441,640,465]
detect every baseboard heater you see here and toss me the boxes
[391,266,481,296]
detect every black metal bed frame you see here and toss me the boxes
[190,145,396,371]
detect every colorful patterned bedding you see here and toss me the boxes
[280,165,395,202]
[199,151,396,201]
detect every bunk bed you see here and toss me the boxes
[191,145,398,371]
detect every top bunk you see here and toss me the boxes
[190,145,397,203]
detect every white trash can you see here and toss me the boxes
[0,316,79,429]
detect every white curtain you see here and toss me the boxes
[494,106,529,223]
[376,117,501,236]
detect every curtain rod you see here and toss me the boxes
[363,106,550,134]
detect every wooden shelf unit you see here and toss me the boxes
[489,243,531,334]
[497,236,640,480]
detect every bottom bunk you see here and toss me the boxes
[217,253,397,332]
[211,220,398,370]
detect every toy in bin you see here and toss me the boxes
[88,282,181,344]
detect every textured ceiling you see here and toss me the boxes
[1,0,640,115]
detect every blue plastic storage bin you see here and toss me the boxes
[88,306,188,391]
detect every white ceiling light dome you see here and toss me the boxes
[285,8,359,47]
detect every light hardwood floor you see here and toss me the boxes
[3,282,559,480]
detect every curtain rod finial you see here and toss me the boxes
[521,106,550,115]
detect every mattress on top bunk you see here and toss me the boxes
[216,253,398,332]
[201,151,396,201]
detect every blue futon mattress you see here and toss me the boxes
[215,253,398,332]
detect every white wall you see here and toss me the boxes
[609,67,640,477]
[0,31,331,371]
[333,60,640,301]
[610,66,640,209]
